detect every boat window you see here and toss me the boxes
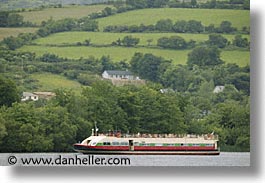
[112,142,120,146]
[103,142,111,146]
[86,140,91,145]
[120,142,129,146]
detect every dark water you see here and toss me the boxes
[0,152,250,166]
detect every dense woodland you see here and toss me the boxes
[0,0,250,152]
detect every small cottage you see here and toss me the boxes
[21,91,56,101]
[102,70,138,80]
[213,86,225,93]
[21,92,38,101]
[33,92,56,100]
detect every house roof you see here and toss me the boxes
[22,92,38,97]
[104,70,133,76]
[33,92,56,96]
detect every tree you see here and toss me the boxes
[213,101,250,150]
[207,34,228,48]
[187,46,224,67]
[80,19,98,31]
[0,76,20,107]
[243,0,250,9]
[229,72,250,95]
[191,0,197,7]
[157,36,187,49]
[84,39,91,46]
[232,35,249,48]
[146,0,169,8]
[100,56,114,71]
[186,20,204,33]
[173,20,187,33]
[205,24,216,33]
[121,35,140,47]
[7,13,24,27]
[40,105,77,151]
[0,12,9,27]
[0,116,7,145]
[3,32,37,50]
[102,7,113,17]
[147,39,153,46]
[39,53,63,63]
[218,21,236,33]
[126,0,147,9]
[0,103,54,152]
[130,53,171,82]
[155,19,173,32]
[209,0,217,8]
[161,66,194,91]
[2,36,23,50]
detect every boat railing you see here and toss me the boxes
[97,133,219,140]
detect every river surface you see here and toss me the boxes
[0,152,250,166]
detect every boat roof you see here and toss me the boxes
[83,135,217,144]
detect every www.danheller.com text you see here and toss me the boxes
[6,154,131,166]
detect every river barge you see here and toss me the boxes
[73,132,220,155]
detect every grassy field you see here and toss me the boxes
[0,27,38,40]
[19,45,249,66]
[18,4,112,25]
[33,31,250,46]
[19,45,188,64]
[98,8,249,31]
[221,50,250,66]
[30,73,82,93]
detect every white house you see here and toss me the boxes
[160,88,175,94]
[102,70,138,80]
[21,91,56,101]
[213,86,225,93]
[33,92,56,100]
[21,92,38,101]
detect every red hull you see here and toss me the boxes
[74,144,216,151]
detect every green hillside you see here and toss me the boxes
[18,4,112,25]
[30,73,82,93]
[33,31,250,46]
[98,8,250,30]
[19,45,249,66]
[0,27,38,41]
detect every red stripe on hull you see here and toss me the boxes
[74,144,216,151]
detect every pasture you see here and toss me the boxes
[0,27,38,40]
[19,45,249,66]
[32,31,250,46]
[98,8,249,31]
[30,73,82,93]
[18,4,112,25]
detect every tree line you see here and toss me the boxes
[88,34,249,50]
[112,0,250,12]
[104,19,249,34]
